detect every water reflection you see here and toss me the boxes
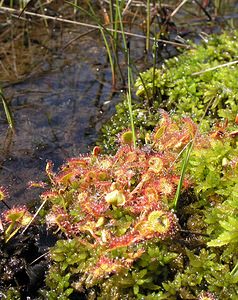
[0,33,120,206]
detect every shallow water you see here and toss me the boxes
[0,1,238,207]
[0,29,123,206]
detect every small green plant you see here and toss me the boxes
[135,31,238,126]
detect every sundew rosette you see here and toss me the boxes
[41,112,195,290]
[38,113,238,298]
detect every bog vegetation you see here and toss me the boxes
[0,1,238,300]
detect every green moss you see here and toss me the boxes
[99,30,238,152]
[136,31,238,125]
[162,249,238,299]
[2,288,21,300]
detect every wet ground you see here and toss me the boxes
[0,0,238,207]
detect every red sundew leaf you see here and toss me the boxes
[114,167,137,189]
[28,181,47,189]
[113,145,133,163]
[66,156,91,167]
[152,114,197,152]
[97,158,113,170]
[148,156,164,174]
[182,117,197,138]
[210,122,227,139]
[40,191,59,201]
[159,109,171,127]
[3,206,32,225]
[143,186,159,203]
[153,124,166,141]
[125,248,145,263]
[79,172,111,192]
[97,170,110,181]
[108,231,140,250]
[158,177,175,197]
[126,196,161,215]
[84,170,97,183]
[134,210,177,240]
[48,206,77,237]
[76,221,105,244]
[92,146,101,157]
[120,130,134,145]
[54,169,82,186]
[94,180,112,191]
[80,197,109,218]
[124,150,138,164]
[170,174,191,190]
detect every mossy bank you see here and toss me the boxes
[100,30,238,152]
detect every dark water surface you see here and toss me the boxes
[0,29,123,206]
[0,1,238,207]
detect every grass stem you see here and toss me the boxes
[0,89,14,131]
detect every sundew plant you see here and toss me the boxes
[3,112,234,299]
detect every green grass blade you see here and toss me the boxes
[231,261,238,277]
[146,0,150,51]
[100,26,115,84]
[0,89,14,130]
[115,0,136,146]
[173,141,193,210]
[127,52,136,148]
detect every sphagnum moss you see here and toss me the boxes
[99,30,238,153]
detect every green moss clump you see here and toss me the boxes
[136,31,238,124]
[99,30,238,152]
[161,127,238,300]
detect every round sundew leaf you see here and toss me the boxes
[105,190,126,206]
[147,211,171,234]
[121,131,133,145]
[148,157,163,173]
